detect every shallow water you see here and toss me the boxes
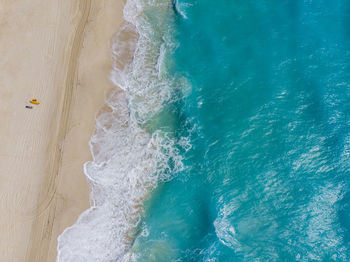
[57,0,350,261]
[131,0,350,261]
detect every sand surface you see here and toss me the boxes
[0,1,124,261]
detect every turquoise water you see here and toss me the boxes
[131,0,350,261]
[55,0,350,260]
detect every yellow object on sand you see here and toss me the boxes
[30,99,40,105]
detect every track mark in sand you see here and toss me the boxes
[34,0,92,217]
[26,1,91,261]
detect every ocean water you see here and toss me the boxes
[58,0,350,261]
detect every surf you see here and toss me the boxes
[56,0,183,261]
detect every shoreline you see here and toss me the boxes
[0,1,125,261]
[55,0,182,259]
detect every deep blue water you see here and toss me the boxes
[131,0,350,261]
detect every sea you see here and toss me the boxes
[57,0,350,261]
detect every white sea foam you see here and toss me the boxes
[172,0,193,19]
[57,0,182,261]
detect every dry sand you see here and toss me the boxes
[0,0,124,261]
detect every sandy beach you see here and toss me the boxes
[0,0,124,261]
